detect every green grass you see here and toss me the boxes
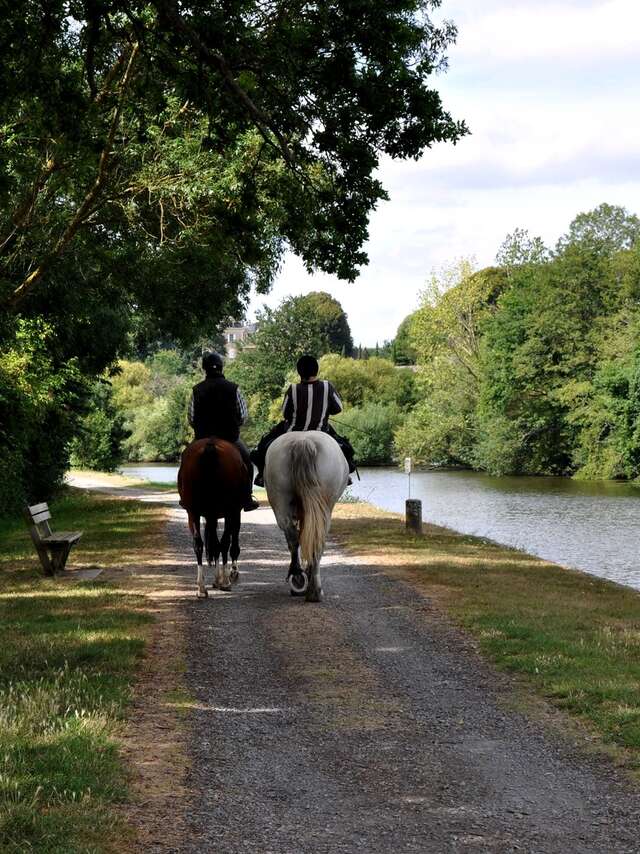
[333,502,640,769]
[0,492,163,852]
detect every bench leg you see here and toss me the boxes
[49,543,72,574]
[36,545,55,576]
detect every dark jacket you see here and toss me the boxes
[191,374,241,442]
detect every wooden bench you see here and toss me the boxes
[23,503,83,576]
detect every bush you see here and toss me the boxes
[318,354,416,410]
[0,321,86,514]
[336,403,401,465]
[124,380,192,460]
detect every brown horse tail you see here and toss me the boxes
[290,437,330,567]
[201,439,219,477]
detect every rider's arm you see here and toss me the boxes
[282,385,294,422]
[188,392,195,426]
[236,389,248,425]
[327,383,343,415]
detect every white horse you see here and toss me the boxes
[265,431,348,602]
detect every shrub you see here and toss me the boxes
[335,403,401,465]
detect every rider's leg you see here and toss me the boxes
[234,439,259,511]
[252,421,288,486]
[325,425,356,478]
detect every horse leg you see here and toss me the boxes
[283,521,302,577]
[306,557,323,603]
[218,517,232,591]
[189,513,207,599]
[229,509,241,584]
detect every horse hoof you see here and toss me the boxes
[230,568,239,584]
[197,588,208,599]
[220,584,232,592]
[288,571,308,595]
[305,588,322,603]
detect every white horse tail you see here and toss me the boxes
[290,436,331,567]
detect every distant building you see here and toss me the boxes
[223,321,258,359]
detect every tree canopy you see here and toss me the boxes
[226,291,353,402]
[0,0,466,511]
[1,0,466,318]
[396,204,640,479]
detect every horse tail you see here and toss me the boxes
[196,440,221,508]
[290,437,331,567]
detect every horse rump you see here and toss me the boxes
[178,438,224,516]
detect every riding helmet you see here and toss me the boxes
[296,354,319,379]
[202,351,224,373]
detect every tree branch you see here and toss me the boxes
[0,156,60,257]
[6,43,140,309]
[152,0,296,168]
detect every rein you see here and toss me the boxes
[329,416,372,437]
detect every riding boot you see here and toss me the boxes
[234,439,259,510]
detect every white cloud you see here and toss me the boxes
[248,0,640,344]
[449,0,640,65]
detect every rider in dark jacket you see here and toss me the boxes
[188,352,259,511]
[250,354,356,486]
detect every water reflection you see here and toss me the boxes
[349,468,640,590]
[120,463,640,591]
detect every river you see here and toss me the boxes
[120,463,640,591]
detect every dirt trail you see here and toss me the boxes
[74,475,640,852]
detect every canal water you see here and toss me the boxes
[120,463,640,591]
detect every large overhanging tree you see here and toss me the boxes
[1,0,466,337]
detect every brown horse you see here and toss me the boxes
[177,437,246,597]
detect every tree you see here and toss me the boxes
[1,1,466,314]
[0,1,466,509]
[298,292,354,357]
[392,312,418,364]
[495,228,549,269]
[395,261,508,467]
[556,204,640,256]
[227,293,353,401]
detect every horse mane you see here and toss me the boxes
[290,437,331,567]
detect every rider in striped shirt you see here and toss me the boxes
[251,354,356,486]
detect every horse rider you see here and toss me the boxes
[250,354,356,487]
[188,351,259,511]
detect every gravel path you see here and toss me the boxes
[147,503,640,854]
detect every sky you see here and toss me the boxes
[248,0,640,345]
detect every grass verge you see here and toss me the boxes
[0,491,164,853]
[333,501,640,771]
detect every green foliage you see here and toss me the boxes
[557,203,640,255]
[334,403,401,466]
[119,366,193,462]
[0,0,465,506]
[0,320,89,513]
[227,293,354,402]
[402,205,640,480]
[70,382,126,472]
[394,261,507,468]
[392,312,418,365]
[317,354,417,410]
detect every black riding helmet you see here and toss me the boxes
[202,351,224,373]
[296,354,318,380]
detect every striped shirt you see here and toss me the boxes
[282,380,342,431]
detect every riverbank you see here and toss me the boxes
[0,490,176,853]
[332,501,640,773]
